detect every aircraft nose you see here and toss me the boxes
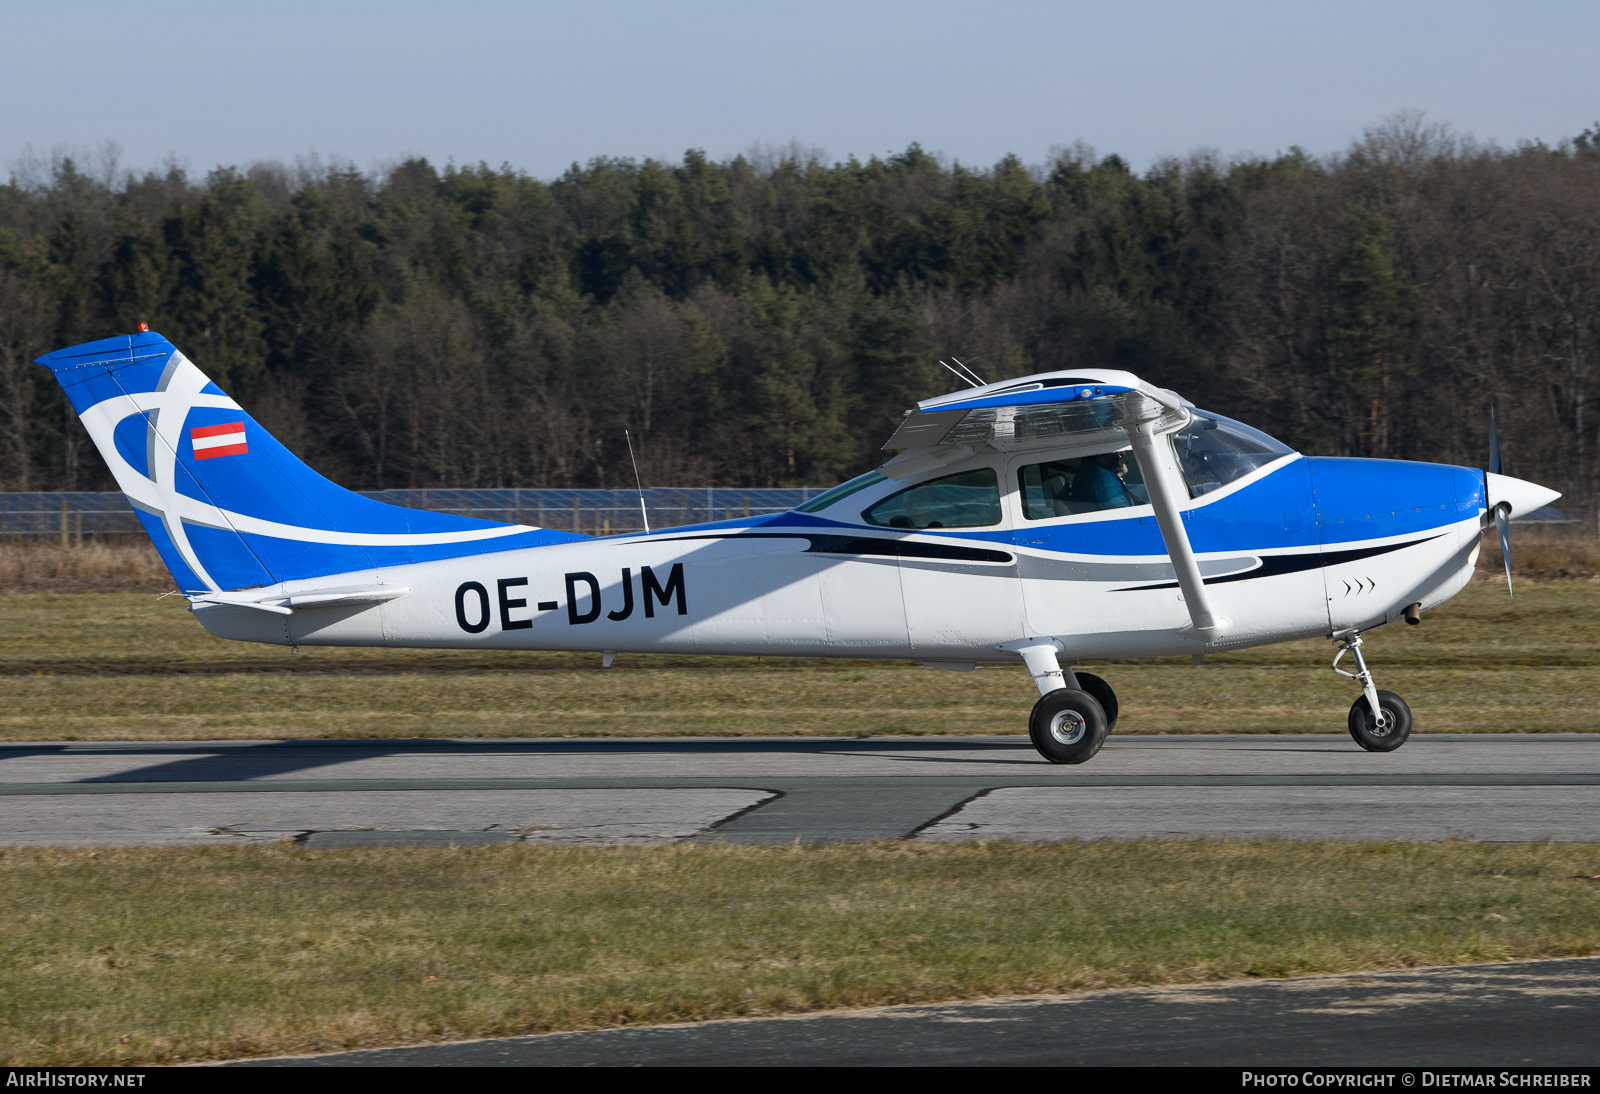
[1485,472,1562,519]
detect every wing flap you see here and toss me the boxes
[882,409,967,452]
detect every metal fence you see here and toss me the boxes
[0,488,826,540]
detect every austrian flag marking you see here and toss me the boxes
[190,421,248,460]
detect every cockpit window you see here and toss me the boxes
[862,468,1001,529]
[1171,413,1294,497]
[794,471,886,513]
[1018,449,1150,520]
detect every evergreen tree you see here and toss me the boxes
[0,129,1596,507]
[1328,207,1422,457]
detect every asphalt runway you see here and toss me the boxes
[4,734,1600,845]
[235,957,1600,1067]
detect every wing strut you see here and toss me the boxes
[1127,416,1230,643]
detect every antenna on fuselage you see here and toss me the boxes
[950,357,987,387]
[625,429,650,534]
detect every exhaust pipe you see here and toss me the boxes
[1403,603,1422,626]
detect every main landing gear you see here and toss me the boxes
[1029,688,1108,764]
[1333,633,1413,752]
[1004,639,1118,764]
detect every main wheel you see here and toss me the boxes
[1029,689,1109,764]
[1073,671,1118,732]
[1347,690,1413,752]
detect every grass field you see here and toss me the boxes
[4,840,1599,1065]
[1,578,1598,739]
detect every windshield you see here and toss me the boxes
[1172,413,1294,497]
[793,472,886,513]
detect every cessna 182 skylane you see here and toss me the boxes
[38,331,1559,764]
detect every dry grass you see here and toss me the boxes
[2,840,1597,1065]
[0,538,169,593]
[2,662,1598,740]
[3,580,1600,739]
[1475,523,1600,582]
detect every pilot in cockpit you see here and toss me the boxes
[1068,450,1133,508]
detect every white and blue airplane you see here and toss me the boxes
[37,331,1559,764]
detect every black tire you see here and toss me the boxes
[1073,671,1118,732]
[1029,689,1109,764]
[1347,690,1413,752]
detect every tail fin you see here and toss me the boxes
[36,332,580,591]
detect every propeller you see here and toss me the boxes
[1489,403,1513,597]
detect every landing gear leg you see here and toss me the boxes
[1333,633,1412,752]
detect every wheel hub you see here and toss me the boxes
[1049,709,1087,746]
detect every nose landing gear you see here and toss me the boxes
[1333,633,1413,752]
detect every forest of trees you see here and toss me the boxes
[3,114,1599,515]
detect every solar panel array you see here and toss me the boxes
[0,488,825,538]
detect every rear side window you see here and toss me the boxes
[794,472,886,513]
[1018,450,1149,520]
[1172,413,1293,497]
[862,469,1001,529]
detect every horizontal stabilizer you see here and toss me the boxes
[189,584,409,615]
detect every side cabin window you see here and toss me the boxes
[862,468,1001,529]
[1018,449,1149,520]
[794,471,886,513]
[1172,413,1294,498]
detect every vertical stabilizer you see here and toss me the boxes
[36,332,581,591]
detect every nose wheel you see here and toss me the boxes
[1334,634,1412,752]
[1348,689,1413,751]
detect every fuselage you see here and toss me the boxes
[193,445,1491,664]
[30,331,1524,669]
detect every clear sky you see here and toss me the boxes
[4,0,1595,181]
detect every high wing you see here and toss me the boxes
[881,369,1191,459]
[879,369,1226,641]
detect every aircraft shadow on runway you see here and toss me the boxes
[0,736,1045,784]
